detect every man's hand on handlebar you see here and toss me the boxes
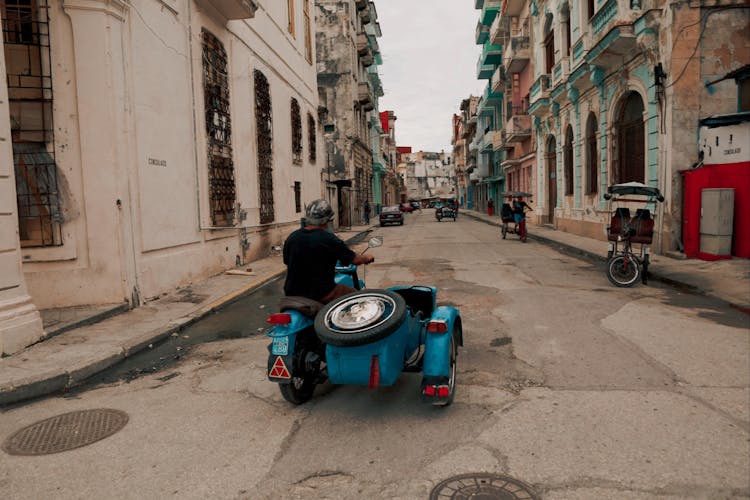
[353,254,375,266]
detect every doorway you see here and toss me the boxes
[546,136,557,224]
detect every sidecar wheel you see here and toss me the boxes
[279,376,316,405]
[434,331,458,407]
[315,290,407,347]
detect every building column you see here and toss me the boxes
[0,37,44,355]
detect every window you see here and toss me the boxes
[739,76,750,112]
[3,0,63,246]
[255,70,275,224]
[308,113,316,163]
[587,0,596,20]
[294,181,301,213]
[543,15,555,74]
[616,92,645,184]
[564,125,574,196]
[287,0,295,36]
[303,0,312,63]
[202,30,236,227]
[585,113,598,194]
[291,98,302,165]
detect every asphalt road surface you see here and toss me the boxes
[2,210,748,499]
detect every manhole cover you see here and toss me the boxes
[2,409,128,456]
[430,473,540,500]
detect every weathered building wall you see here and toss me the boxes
[523,0,749,251]
[2,0,322,317]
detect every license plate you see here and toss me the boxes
[271,336,289,355]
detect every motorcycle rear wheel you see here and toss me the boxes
[607,255,640,287]
[279,376,316,405]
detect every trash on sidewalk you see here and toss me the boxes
[225,269,257,276]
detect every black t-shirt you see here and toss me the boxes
[283,228,356,300]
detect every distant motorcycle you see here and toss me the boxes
[266,236,462,406]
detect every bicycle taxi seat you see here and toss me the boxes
[630,209,654,244]
[608,207,630,241]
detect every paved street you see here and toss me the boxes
[1,210,748,500]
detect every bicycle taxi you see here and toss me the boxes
[500,191,533,242]
[603,182,664,287]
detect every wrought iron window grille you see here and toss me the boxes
[3,0,63,247]
[291,98,302,165]
[255,69,275,224]
[308,113,316,163]
[202,30,236,227]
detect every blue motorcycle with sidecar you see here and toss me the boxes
[266,236,462,406]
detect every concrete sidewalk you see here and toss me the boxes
[462,209,750,311]
[0,224,375,406]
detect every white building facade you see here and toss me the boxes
[0,0,323,353]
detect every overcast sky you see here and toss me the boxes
[376,0,485,154]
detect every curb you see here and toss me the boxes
[0,229,371,406]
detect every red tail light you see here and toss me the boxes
[437,386,450,397]
[423,385,436,396]
[427,321,448,333]
[267,313,292,325]
[368,355,380,389]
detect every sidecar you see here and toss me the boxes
[268,286,462,406]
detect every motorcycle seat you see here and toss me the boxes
[279,296,325,318]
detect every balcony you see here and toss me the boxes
[480,40,503,67]
[480,0,501,26]
[551,58,570,90]
[505,110,531,143]
[492,130,511,151]
[504,32,530,74]
[489,10,508,46]
[356,33,369,55]
[502,0,524,16]
[360,47,374,67]
[476,20,490,45]
[360,4,371,24]
[477,57,495,80]
[528,74,551,116]
[482,128,495,152]
[491,65,506,94]
[358,81,374,111]
[584,0,646,69]
[196,0,257,20]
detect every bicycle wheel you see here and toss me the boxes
[607,255,640,287]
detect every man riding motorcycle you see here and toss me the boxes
[283,199,375,304]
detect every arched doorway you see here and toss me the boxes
[563,125,574,196]
[616,91,645,184]
[546,135,557,224]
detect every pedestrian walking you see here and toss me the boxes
[364,200,371,224]
[487,199,494,217]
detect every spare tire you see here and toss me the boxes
[314,290,407,347]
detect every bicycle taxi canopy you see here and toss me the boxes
[502,191,533,198]
[603,182,664,202]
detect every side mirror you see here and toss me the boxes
[368,236,383,248]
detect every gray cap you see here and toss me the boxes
[305,198,334,225]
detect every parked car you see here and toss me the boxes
[399,203,415,213]
[380,205,404,226]
[410,201,421,210]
